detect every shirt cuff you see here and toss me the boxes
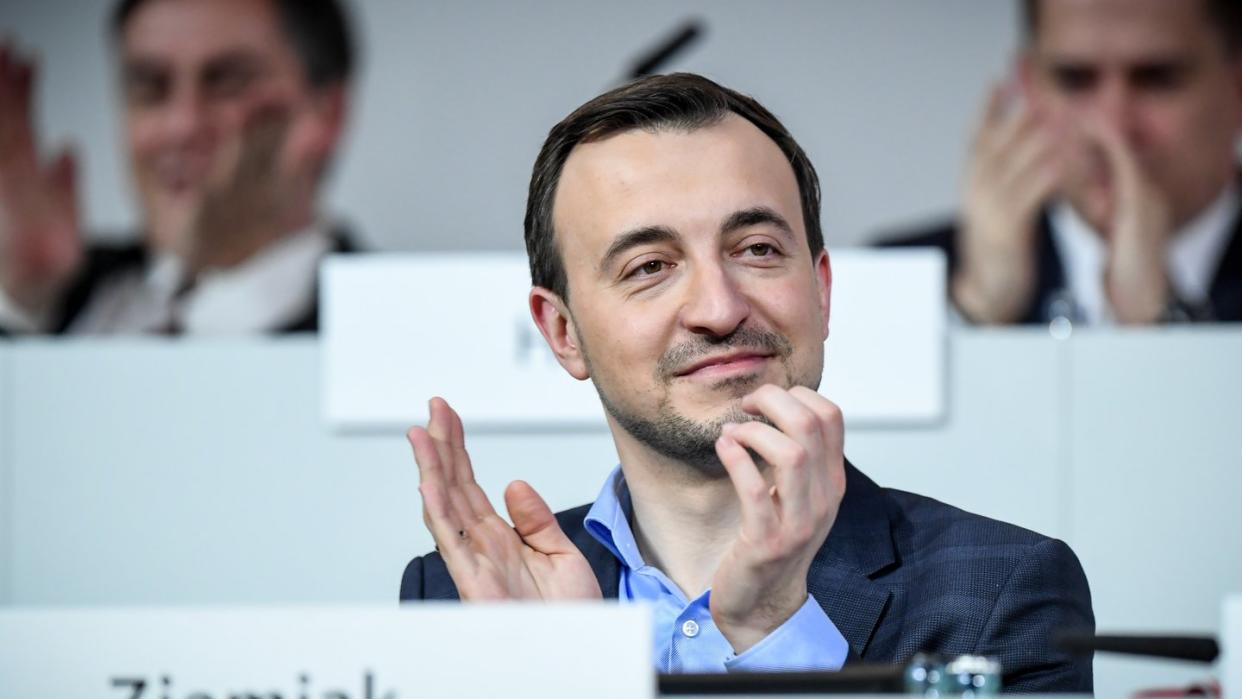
[723,596,849,672]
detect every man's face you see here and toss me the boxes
[119,0,337,251]
[1024,0,1242,231]
[550,115,831,477]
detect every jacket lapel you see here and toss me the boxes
[807,460,897,660]
[1209,206,1242,320]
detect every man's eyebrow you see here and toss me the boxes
[600,226,678,272]
[721,206,795,239]
[121,56,165,78]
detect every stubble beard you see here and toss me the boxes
[588,326,819,481]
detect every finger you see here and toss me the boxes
[417,480,475,574]
[722,419,809,522]
[407,428,470,552]
[787,386,847,493]
[47,146,79,224]
[234,102,290,188]
[997,128,1065,212]
[14,53,35,154]
[407,423,475,533]
[979,81,1009,132]
[986,108,1041,162]
[408,427,488,579]
[425,397,457,486]
[739,384,821,440]
[427,397,497,521]
[504,480,579,556]
[0,48,36,163]
[445,399,498,518]
[406,426,451,510]
[786,387,844,451]
[738,385,825,519]
[1081,113,1141,201]
[715,431,780,533]
[998,124,1056,186]
[1012,147,1067,218]
[0,44,11,124]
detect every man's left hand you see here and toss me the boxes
[709,384,846,655]
[1079,114,1175,324]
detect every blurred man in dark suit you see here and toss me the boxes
[882,0,1242,325]
[398,73,1094,691]
[0,0,356,334]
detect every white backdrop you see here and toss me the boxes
[0,0,1016,250]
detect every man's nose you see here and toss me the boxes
[1095,79,1142,144]
[679,261,750,338]
[158,85,210,146]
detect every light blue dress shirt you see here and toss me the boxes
[583,466,850,673]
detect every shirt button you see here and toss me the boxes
[681,619,700,638]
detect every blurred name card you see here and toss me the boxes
[1227,595,1242,698]
[0,604,652,699]
[322,249,945,430]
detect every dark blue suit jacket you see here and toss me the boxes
[400,461,1094,693]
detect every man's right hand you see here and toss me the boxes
[407,397,602,601]
[952,84,1065,324]
[0,44,82,321]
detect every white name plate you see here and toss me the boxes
[322,249,945,430]
[1226,595,1242,697]
[0,604,653,699]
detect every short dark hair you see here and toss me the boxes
[1022,0,1242,54]
[524,72,823,302]
[111,0,356,87]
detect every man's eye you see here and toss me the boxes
[636,260,667,276]
[1052,66,1096,93]
[1132,65,1185,92]
[205,68,255,99]
[123,74,169,107]
[746,243,775,257]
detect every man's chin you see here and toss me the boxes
[674,397,766,434]
[141,191,203,251]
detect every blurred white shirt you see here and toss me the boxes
[0,224,332,335]
[1050,183,1240,325]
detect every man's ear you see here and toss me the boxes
[814,250,832,341]
[529,286,590,380]
[315,82,349,152]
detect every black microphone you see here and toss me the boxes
[1055,632,1219,663]
[658,664,907,695]
[627,19,705,80]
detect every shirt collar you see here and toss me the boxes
[583,465,647,571]
[144,221,333,334]
[1050,181,1241,321]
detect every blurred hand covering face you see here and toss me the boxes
[953,0,1242,324]
[1022,0,1242,234]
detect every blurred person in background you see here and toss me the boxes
[0,0,356,335]
[880,0,1242,325]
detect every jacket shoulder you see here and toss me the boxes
[877,487,1094,692]
[872,218,960,252]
